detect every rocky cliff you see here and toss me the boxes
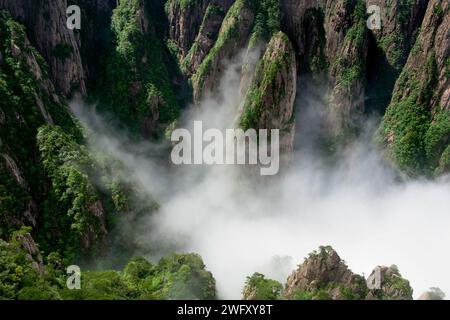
[0,0,87,95]
[0,0,448,300]
[379,0,450,176]
[284,246,413,300]
[284,246,369,300]
[239,31,297,152]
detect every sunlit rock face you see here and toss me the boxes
[283,247,413,300]
[284,247,368,300]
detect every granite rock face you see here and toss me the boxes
[284,246,413,300]
[284,246,368,300]
[239,31,297,153]
[0,0,86,95]
[366,265,413,300]
[379,0,450,176]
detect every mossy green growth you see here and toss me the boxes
[248,0,281,48]
[370,265,413,300]
[99,0,180,137]
[425,110,450,168]
[52,43,73,60]
[242,273,283,300]
[239,32,291,131]
[288,281,368,301]
[0,11,81,239]
[332,0,367,92]
[376,0,415,70]
[192,0,250,92]
[181,4,225,74]
[36,125,104,259]
[303,8,327,74]
[379,53,446,177]
[378,33,407,71]
[165,0,203,12]
[0,227,63,300]
[1,228,217,300]
[437,145,450,175]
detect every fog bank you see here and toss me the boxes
[70,51,450,300]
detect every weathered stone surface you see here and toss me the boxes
[379,0,450,176]
[239,31,297,153]
[182,1,234,76]
[191,0,255,102]
[366,265,413,300]
[13,231,44,273]
[284,246,367,300]
[0,0,87,95]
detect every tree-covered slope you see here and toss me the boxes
[0,0,448,301]
[378,0,450,177]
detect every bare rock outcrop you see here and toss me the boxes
[284,246,367,300]
[284,246,414,300]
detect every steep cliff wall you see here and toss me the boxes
[379,0,450,176]
[239,32,297,153]
[0,0,87,95]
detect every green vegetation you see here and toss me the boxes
[165,0,203,12]
[248,0,281,48]
[425,111,450,169]
[376,0,415,70]
[242,273,283,300]
[192,0,249,93]
[52,43,73,60]
[0,11,81,240]
[240,32,291,131]
[181,4,225,74]
[287,277,368,301]
[99,0,180,137]
[433,3,444,19]
[155,253,216,300]
[303,8,327,74]
[368,265,413,300]
[36,125,105,258]
[333,0,366,92]
[379,52,448,176]
[36,124,160,260]
[437,145,450,175]
[0,227,62,300]
[192,0,281,97]
[378,32,407,71]
[0,227,216,300]
[203,3,224,19]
